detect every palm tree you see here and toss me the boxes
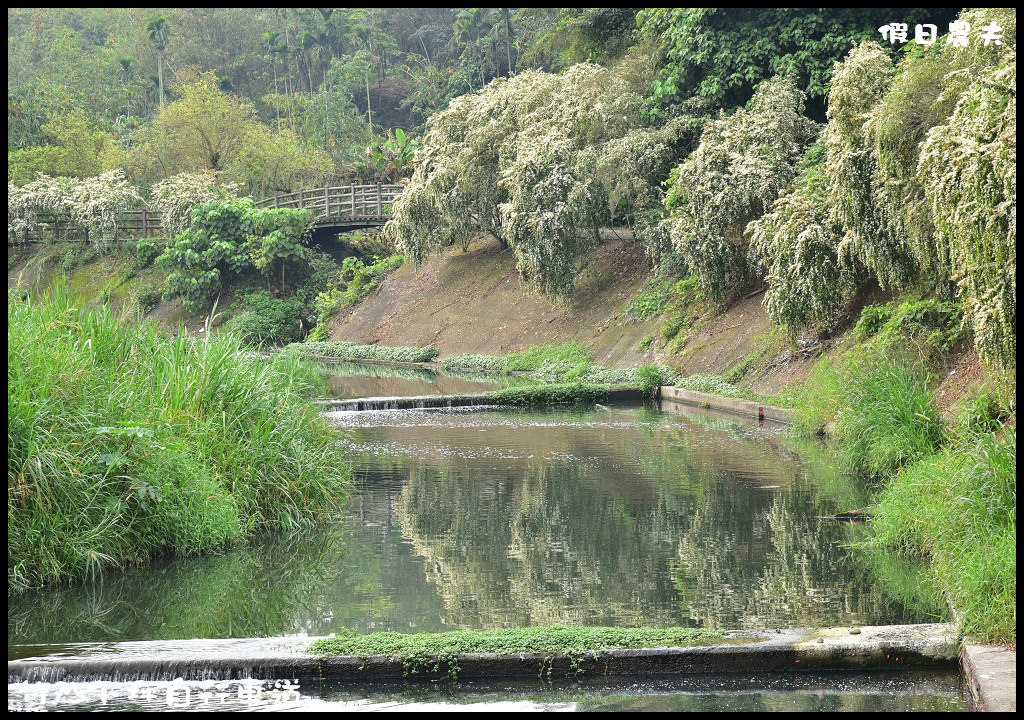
[146,14,172,109]
[350,23,376,136]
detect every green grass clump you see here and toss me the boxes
[794,352,943,477]
[489,383,613,407]
[867,430,1015,643]
[442,342,593,378]
[287,340,438,363]
[675,374,743,398]
[8,287,349,591]
[309,625,721,678]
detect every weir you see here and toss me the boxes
[8,624,959,685]
[319,387,648,412]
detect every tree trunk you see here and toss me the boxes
[158,52,165,109]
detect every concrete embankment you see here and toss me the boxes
[8,624,957,684]
[660,386,794,424]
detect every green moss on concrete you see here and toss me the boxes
[309,625,721,678]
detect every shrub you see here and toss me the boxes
[225,292,304,347]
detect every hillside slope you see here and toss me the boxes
[328,235,823,394]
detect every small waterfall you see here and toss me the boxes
[324,393,495,412]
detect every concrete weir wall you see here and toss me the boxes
[8,624,958,684]
[660,386,794,424]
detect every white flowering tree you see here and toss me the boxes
[824,42,922,290]
[387,60,678,298]
[149,171,241,238]
[8,172,140,246]
[918,57,1016,368]
[67,171,143,245]
[747,144,854,334]
[664,75,817,301]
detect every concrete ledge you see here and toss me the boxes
[319,387,646,412]
[8,624,957,684]
[660,387,794,424]
[961,643,1017,712]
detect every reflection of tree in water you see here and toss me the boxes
[397,460,689,628]
[393,414,915,630]
[674,470,910,629]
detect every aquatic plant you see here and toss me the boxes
[286,340,438,363]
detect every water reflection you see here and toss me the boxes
[8,406,930,645]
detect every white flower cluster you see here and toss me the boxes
[665,76,817,300]
[149,171,241,237]
[387,62,677,297]
[8,171,141,246]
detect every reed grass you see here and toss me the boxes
[8,286,349,590]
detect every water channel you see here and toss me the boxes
[7,364,964,711]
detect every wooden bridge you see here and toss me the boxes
[10,184,405,243]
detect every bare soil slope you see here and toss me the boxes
[329,236,663,367]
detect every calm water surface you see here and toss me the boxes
[8,404,933,644]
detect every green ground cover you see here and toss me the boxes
[309,625,721,678]
[286,340,438,363]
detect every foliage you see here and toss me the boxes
[636,364,663,398]
[309,625,719,678]
[387,59,679,298]
[7,170,141,246]
[854,299,965,357]
[637,9,955,118]
[155,199,313,310]
[867,429,1016,643]
[675,374,743,398]
[225,292,304,347]
[149,171,241,237]
[917,55,1016,367]
[308,254,404,340]
[441,342,592,375]
[826,42,915,290]
[365,128,420,182]
[286,340,438,363]
[132,72,331,193]
[8,287,348,590]
[664,76,817,300]
[8,111,125,186]
[795,352,944,478]
[747,142,854,333]
[489,383,613,408]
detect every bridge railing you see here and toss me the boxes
[255,184,404,222]
[10,184,405,244]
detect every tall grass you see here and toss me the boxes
[868,430,1016,643]
[795,352,944,477]
[795,348,1014,642]
[8,286,349,590]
